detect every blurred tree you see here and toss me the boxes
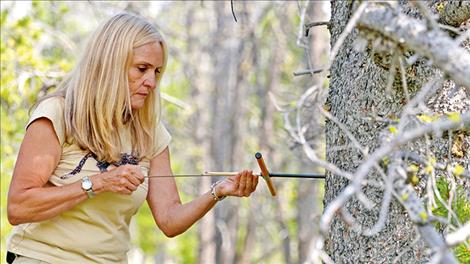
[1,2,324,263]
[295,1,329,263]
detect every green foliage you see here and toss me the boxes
[1,2,323,263]
[168,229,197,264]
[432,177,470,263]
[433,178,470,227]
[1,2,75,261]
[454,242,470,264]
[134,199,198,263]
[134,204,161,255]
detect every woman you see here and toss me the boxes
[6,13,258,263]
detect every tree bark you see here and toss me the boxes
[324,1,469,263]
[435,0,470,27]
[324,2,430,263]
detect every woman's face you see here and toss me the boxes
[128,41,164,110]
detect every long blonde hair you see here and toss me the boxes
[42,13,168,162]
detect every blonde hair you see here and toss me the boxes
[41,13,168,162]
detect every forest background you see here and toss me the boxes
[1,1,329,263]
[2,1,469,263]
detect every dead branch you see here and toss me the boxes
[304,21,330,37]
[320,111,470,249]
[445,221,470,247]
[418,225,458,263]
[293,68,325,76]
[357,6,470,94]
[230,0,237,22]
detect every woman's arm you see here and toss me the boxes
[147,147,258,237]
[8,118,87,225]
[7,118,145,225]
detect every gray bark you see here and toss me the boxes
[435,0,470,27]
[324,2,428,263]
[324,1,469,263]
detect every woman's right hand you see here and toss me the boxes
[91,164,145,195]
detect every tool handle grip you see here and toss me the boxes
[205,171,262,177]
[255,152,276,196]
[205,171,238,176]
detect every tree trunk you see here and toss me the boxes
[324,2,434,263]
[210,3,245,264]
[297,2,329,263]
[189,4,218,263]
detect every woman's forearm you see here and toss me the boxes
[9,161,145,225]
[7,174,115,225]
[158,191,218,237]
[8,181,88,225]
[147,148,258,238]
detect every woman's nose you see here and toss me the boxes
[143,76,156,89]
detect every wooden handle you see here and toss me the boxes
[205,171,262,177]
[205,171,238,176]
[255,152,277,196]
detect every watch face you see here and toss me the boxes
[82,178,92,190]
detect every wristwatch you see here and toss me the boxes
[81,176,95,198]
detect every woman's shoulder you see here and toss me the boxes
[29,95,67,145]
[35,96,65,111]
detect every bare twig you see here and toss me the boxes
[269,89,355,182]
[438,23,464,35]
[296,0,310,48]
[412,1,439,30]
[456,30,470,45]
[161,93,191,110]
[304,21,330,37]
[418,225,458,263]
[385,53,399,98]
[307,237,335,264]
[397,77,444,132]
[231,0,237,22]
[321,111,470,234]
[293,68,325,76]
[362,170,393,236]
[446,221,470,247]
[398,56,410,102]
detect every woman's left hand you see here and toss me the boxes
[216,170,259,198]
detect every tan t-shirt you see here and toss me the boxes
[7,97,171,263]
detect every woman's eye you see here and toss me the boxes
[138,67,147,73]
[155,68,161,74]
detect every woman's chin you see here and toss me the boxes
[131,101,145,110]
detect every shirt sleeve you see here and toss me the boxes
[150,122,172,158]
[27,97,66,146]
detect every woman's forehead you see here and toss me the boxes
[132,42,163,66]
